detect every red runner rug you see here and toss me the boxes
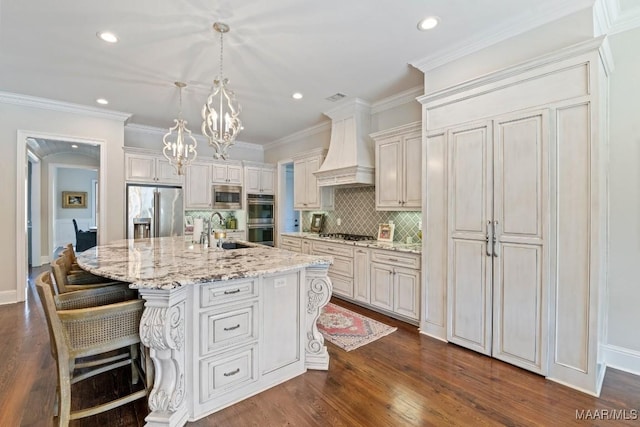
[317,303,397,351]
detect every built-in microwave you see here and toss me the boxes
[212,185,242,209]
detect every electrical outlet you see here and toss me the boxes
[337,218,342,226]
[418,221,422,230]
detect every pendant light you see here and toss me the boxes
[201,22,242,160]
[162,82,198,175]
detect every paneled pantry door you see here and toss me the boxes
[447,110,549,375]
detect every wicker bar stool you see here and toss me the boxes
[51,257,121,294]
[35,271,148,426]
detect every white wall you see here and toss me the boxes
[607,27,640,354]
[0,100,126,298]
[125,125,265,163]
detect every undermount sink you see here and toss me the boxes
[220,242,253,250]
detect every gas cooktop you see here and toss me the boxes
[318,233,376,242]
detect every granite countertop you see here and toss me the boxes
[76,236,332,290]
[280,232,422,254]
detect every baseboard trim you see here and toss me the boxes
[603,344,640,376]
[40,255,50,265]
[0,290,18,305]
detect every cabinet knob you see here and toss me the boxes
[398,200,402,205]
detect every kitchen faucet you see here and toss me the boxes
[206,212,225,248]
[210,212,224,228]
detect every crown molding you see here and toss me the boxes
[418,36,607,107]
[371,86,423,115]
[0,91,131,122]
[263,121,331,151]
[370,121,421,140]
[607,1,640,34]
[410,0,593,73]
[125,123,263,151]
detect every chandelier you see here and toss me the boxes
[201,22,242,160]
[162,82,198,175]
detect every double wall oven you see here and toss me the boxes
[247,193,274,246]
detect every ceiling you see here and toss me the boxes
[26,138,100,161]
[2,0,634,147]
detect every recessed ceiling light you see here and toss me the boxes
[417,16,439,31]
[97,31,119,43]
[292,92,303,100]
[71,144,78,148]
[96,98,109,105]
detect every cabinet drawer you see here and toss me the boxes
[330,256,353,278]
[200,278,258,307]
[370,250,420,269]
[280,236,301,250]
[330,274,354,298]
[200,302,258,355]
[200,345,257,402]
[312,241,354,258]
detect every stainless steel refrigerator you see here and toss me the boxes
[126,184,183,239]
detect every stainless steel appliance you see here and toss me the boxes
[247,193,274,246]
[126,184,183,239]
[212,184,242,209]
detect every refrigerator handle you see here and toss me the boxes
[153,191,160,238]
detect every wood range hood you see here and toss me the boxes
[314,98,374,187]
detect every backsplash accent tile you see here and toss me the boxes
[301,186,421,242]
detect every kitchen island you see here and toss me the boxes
[76,236,333,427]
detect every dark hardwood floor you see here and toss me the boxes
[2,265,639,426]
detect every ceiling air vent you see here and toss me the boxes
[326,93,347,102]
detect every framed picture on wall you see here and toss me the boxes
[310,213,325,232]
[377,223,395,242]
[62,191,87,208]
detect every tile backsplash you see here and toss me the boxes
[301,186,421,242]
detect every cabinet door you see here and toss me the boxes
[370,263,393,311]
[245,167,261,193]
[293,159,307,209]
[394,267,420,320]
[126,154,156,183]
[262,272,300,374]
[156,158,182,184]
[186,162,212,209]
[227,165,243,185]
[353,248,370,303]
[447,122,493,355]
[376,138,402,209]
[402,133,422,209]
[304,157,321,208]
[491,111,548,374]
[211,163,229,183]
[260,168,275,194]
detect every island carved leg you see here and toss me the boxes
[304,265,332,370]
[138,287,189,427]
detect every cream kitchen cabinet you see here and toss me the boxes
[292,149,334,211]
[311,240,354,299]
[212,161,243,185]
[124,149,183,185]
[244,163,275,194]
[372,122,421,211]
[279,235,302,252]
[419,38,608,393]
[369,249,420,322]
[185,161,213,209]
[353,247,370,303]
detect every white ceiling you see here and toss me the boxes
[2,0,634,147]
